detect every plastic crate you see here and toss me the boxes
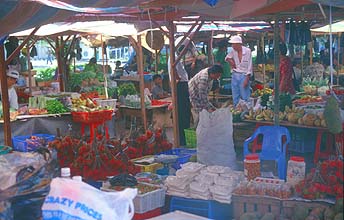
[232,194,281,220]
[159,148,196,170]
[131,156,163,173]
[288,127,317,153]
[71,109,113,124]
[184,128,197,148]
[170,196,232,220]
[12,134,55,152]
[134,184,166,213]
[133,207,161,220]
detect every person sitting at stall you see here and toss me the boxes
[84,57,101,73]
[113,60,123,79]
[0,69,19,110]
[304,57,325,80]
[279,43,295,94]
[151,74,169,99]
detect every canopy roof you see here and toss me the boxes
[1,0,335,37]
[311,20,344,33]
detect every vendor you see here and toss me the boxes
[225,35,252,106]
[151,74,169,99]
[304,57,325,80]
[279,43,295,94]
[188,64,223,126]
[84,57,101,72]
[0,69,19,109]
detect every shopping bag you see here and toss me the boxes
[196,108,237,168]
[42,178,137,220]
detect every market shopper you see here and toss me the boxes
[0,69,19,109]
[151,74,169,99]
[304,57,325,80]
[188,64,223,126]
[213,39,231,85]
[168,49,191,146]
[279,43,295,94]
[225,35,252,106]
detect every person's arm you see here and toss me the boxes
[9,88,19,110]
[243,49,253,87]
[225,52,236,69]
[195,77,215,112]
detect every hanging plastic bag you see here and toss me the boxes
[42,178,137,220]
[196,108,237,169]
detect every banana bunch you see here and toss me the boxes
[252,88,273,97]
[244,109,256,120]
[244,109,275,121]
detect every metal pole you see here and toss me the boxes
[101,35,108,99]
[27,41,32,93]
[329,4,333,87]
[273,15,280,126]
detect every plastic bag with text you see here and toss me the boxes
[42,178,137,220]
[196,108,237,169]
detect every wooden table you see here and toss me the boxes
[244,120,333,164]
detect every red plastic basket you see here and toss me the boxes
[72,110,113,124]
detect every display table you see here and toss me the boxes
[244,120,334,164]
[0,113,116,145]
[147,211,210,220]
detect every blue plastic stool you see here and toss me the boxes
[243,125,290,180]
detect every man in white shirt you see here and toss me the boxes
[225,35,252,106]
[0,69,19,109]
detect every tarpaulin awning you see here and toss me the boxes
[11,21,138,37]
[311,20,344,33]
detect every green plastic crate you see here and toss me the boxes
[184,128,196,148]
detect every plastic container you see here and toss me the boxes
[95,99,117,110]
[184,128,196,148]
[131,156,163,173]
[287,156,306,186]
[244,154,261,181]
[12,134,55,152]
[72,176,83,182]
[61,167,71,179]
[170,196,233,220]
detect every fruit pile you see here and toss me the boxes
[294,160,343,200]
[49,135,139,181]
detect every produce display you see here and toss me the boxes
[105,183,159,195]
[233,177,291,199]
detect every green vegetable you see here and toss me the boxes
[118,83,137,97]
[279,93,292,112]
[324,95,343,134]
[46,100,67,114]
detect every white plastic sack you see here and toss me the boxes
[196,108,237,168]
[42,178,137,220]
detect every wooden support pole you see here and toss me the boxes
[168,21,180,148]
[209,30,214,65]
[151,20,170,38]
[174,21,204,67]
[137,34,148,131]
[0,45,12,146]
[55,37,64,92]
[273,16,280,126]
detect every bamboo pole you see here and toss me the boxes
[0,45,11,146]
[261,34,266,87]
[55,37,64,92]
[209,30,214,65]
[273,16,280,126]
[137,34,148,131]
[168,21,180,148]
